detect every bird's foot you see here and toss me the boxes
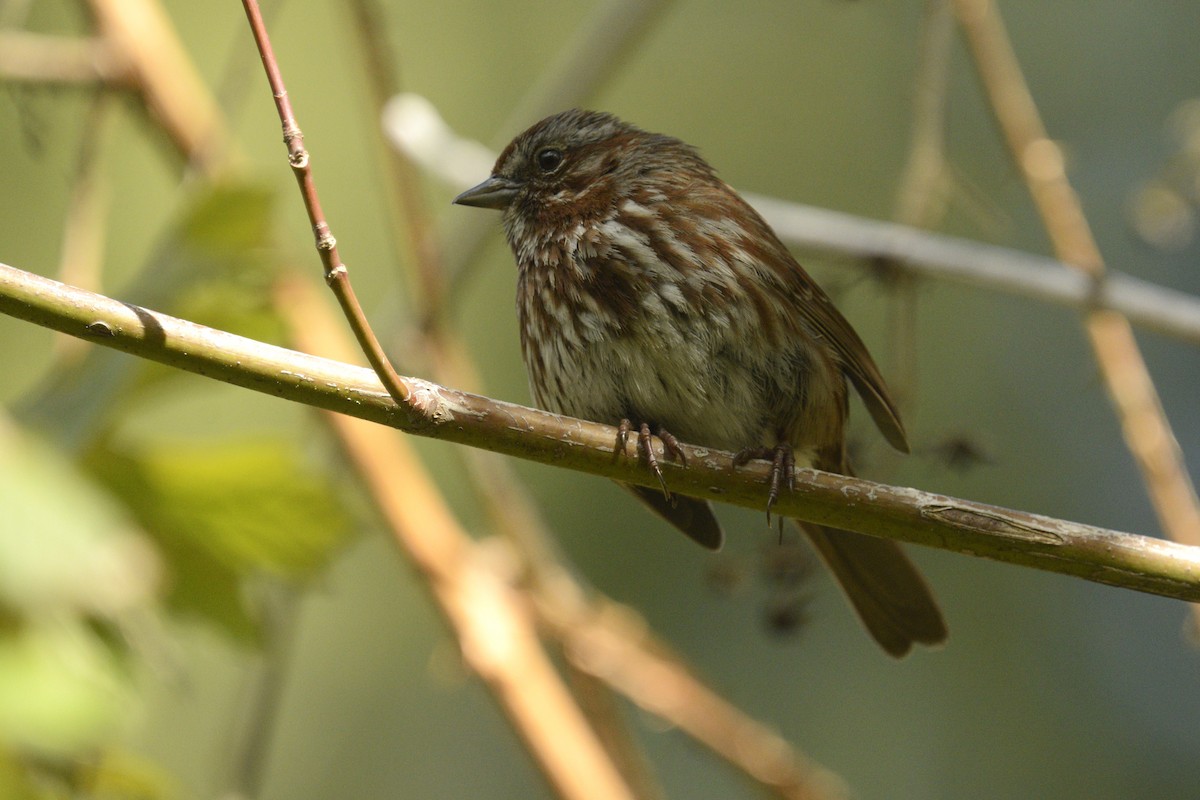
[733,443,796,526]
[617,419,686,502]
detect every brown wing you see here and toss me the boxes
[721,188,910,454]
[786,270,909,453]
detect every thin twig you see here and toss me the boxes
[344,0,578,592]
[888,0,956,405]
[344,1,574,582]
[211,0,282,153]
[3,260,1198,603]
[548,600,847,800]
[346,0,446,314]
[530,563,846,800]
[893,0,955,229]
[952,2,1200,574]
[239,0,410,407]
[564,665,668,800]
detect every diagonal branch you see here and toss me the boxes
[86,0,227,170]
[886,0,956,403]
[3,260,1198,603]
[544,598,847,800]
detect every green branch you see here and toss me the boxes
[3,260,1198,602]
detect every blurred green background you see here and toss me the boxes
[2,1,1199,798]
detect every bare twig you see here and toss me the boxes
[346,0,446,314]
[893,0,955,230]
[564,665,668,800]
[239,0,410,407]
[344,2,575,585]
[888,0,956,404]
[529,563,846,800]
[345,1,578,593]
[952,2,1200,570]
[548,601,847,800]
[3,260,1198,603]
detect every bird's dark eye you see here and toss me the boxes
[535,148,564,173]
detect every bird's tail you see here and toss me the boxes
[803,451,946,657]
[800,521,946,657]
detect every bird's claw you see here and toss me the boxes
[617,419,686,502]
[733,444,796,527]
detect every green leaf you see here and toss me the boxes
[0,421,159,620]
[177,181,276,261]
[86,438,356,640]
[0,623,136,758]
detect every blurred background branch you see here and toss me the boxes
[389,96,1200,349]
[952,0,1200,631]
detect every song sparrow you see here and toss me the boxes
[455,109,946,657]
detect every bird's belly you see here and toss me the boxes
[526,315,774,452]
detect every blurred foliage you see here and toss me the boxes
[0,421,162,797]
[16,180,281,450]
[1,143,354,794]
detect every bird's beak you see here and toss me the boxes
[453,176,520,210]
